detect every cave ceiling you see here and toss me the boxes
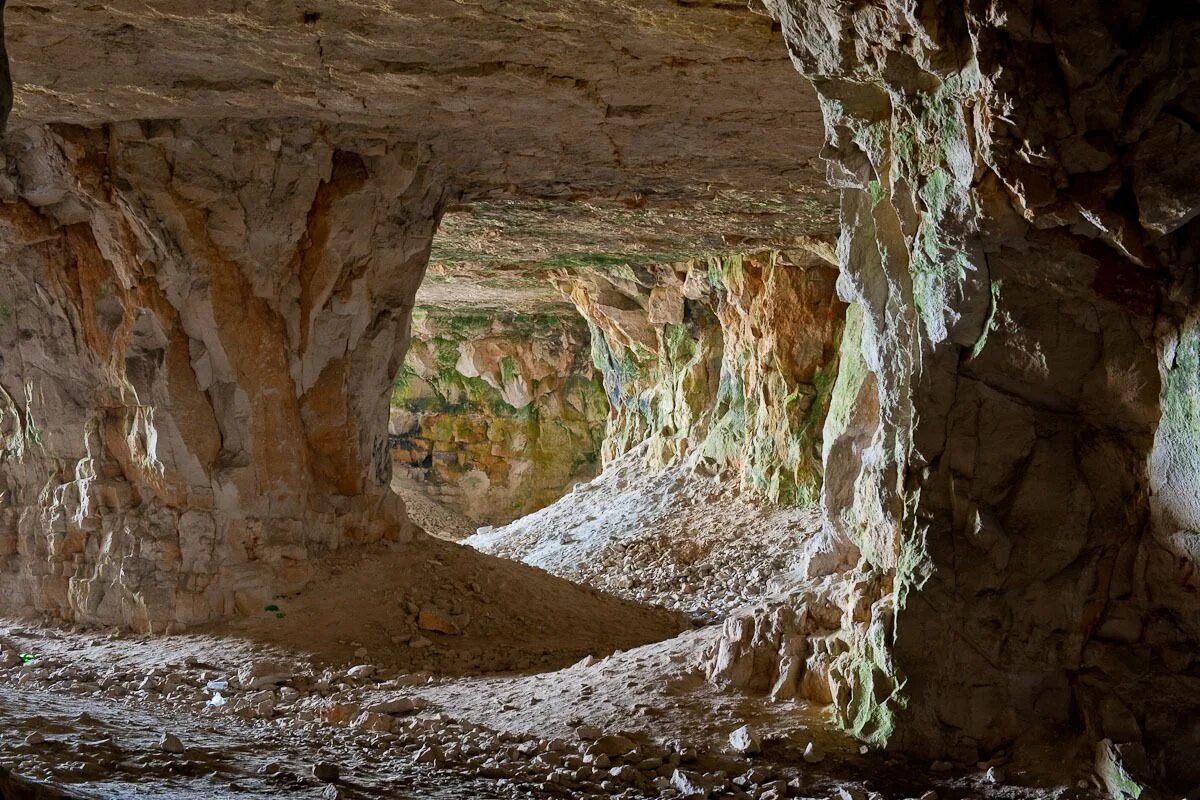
[7,0,835,310]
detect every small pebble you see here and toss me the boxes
[312,762,340,782]
[159,733,184,754]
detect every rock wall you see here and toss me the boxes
[556,250,846,505]
[389,308,607,525]
[761,0,1200,787]
[0,121,444,631]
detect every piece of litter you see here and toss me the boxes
[207,692,227,707]
[18,653,35,664]
[205,680,228,691]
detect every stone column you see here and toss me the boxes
[0,120,445,631]
[767,0,1200,783]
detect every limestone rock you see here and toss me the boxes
[728,724,761,756]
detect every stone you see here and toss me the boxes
[413,744,444,765]
[159,733,184,754]
[367,697,427,716]
[417,611,461,636]
[312,762,340,782]
[586,734,637,758]
[728,725,761,756]
[802,742,823,764]
[238,662,292,691]
[575,725,603,741]
[670,769,712,798]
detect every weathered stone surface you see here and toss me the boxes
[763,0,1200,785]
[556,249,846,505]
[0,120,442,629]
[390,307,607,525]
[4,0,831,243]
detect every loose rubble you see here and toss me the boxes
[0,621,1103,799]
[468,447,837,621]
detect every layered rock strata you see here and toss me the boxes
[755,0,1200,787]
[0,121,444,630]
[555,250,846,505]
[390,308,607,525]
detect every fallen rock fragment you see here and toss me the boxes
[366,696,428,715]
[417,610,461,635]
[586,734,637,758]
[728,724,761,755]
[159,733,184,754]
[312,762,340,782]
[671,768,712,798]
[238,661,292,690]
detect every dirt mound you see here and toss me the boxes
[217,532,689,676]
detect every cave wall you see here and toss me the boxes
[556,250,846,505]
[0,121,444,631]
[762,0,1200,784]
[389,307,607,525]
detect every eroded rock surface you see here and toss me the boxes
[759,0,1200,786]
[390,307,607,525]
[0,121,443,630]
[556,249,846,505]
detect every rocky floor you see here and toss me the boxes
[0,617,1101,800]
[390,477,480,543]
[0,465,1111,799]
[468,445,837,623]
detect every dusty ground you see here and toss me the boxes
[468,445,833,623]
[0,470,1105,799]
[215,532,688,677]
[0,615,1100,800]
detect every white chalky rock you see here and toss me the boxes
[238,661,292,690]
[729,724,761,755]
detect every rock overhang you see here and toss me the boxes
[5,0,836,305]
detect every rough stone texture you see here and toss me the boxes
[0,120,443,630]
[4,0,830,220]
[763,0,1200,786]
[0,0,837,633]
[556,250,846,505]
[390,307,607,525]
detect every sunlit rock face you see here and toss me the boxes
[0,121,443,630]
[390,308,607,525]
[764,0,1200,785]
[556,249,846,505]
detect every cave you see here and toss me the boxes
[0,1,1196,798]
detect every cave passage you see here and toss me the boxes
[0,0,1197,798]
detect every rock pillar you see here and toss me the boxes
[0,120,445,630]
